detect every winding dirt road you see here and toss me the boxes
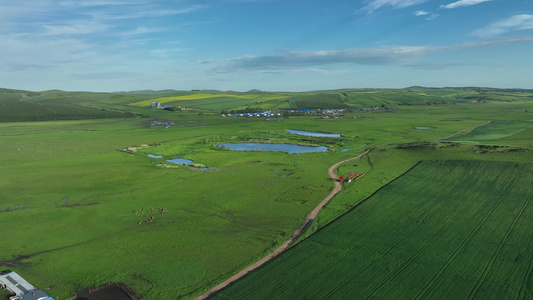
[436,120,492,141]
[194,121,493,299]
[194,145,386,300]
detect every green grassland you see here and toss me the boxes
[2,86,533,122]
[290,93,348,109]
[0,89,129,122]
[213,160,533,300]
[0,86,532,299]
[443,120,533,146]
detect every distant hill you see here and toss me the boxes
[1,87,532,122]
[0,88,129,122]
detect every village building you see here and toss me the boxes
[0,272,54,300]
[151,101,162,109]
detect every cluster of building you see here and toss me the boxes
[280,109,347,115]
[221,109,349,117]
[221,111,281,117]
[0,272,54,300]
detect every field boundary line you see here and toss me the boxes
[436,120,492,141]
[193,144,391,300]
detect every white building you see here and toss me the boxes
[0,272,54,300]
[151,101,162,109]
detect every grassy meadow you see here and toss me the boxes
[0,87,532,299]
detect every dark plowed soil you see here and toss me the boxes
[74,283,135,300]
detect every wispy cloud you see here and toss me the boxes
[438,35,533,50]
[407,62,479,70]
[42,22,111,36]
[0,34,94,70]
[88,5,207,20]
[440,0,493,9]
[356,0,428,14]
[414,10,438,20]
[472,14,533,37]
[207,35,533,73]
[122,26,165,36]
[60,0,152,7]
[212,47,430,72]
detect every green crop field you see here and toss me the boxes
[443,121,533,146]
[0,87,532,299]
[290,93,348,109]
[212,160,533,300]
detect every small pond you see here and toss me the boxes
[147,154,163,158]
[166,158,193,165]
[218,143,328,154]
[287,129,341,137]
[415,127,435,130]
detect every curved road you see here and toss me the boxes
[194,145,387,300]
[194,121,493,299]
[436,120,491,141]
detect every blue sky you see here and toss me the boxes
[1,0,532,92]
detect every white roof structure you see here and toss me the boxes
[0,272,54,300]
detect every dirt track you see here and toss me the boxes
[436,120,492,141]
[193,122,494,299]
[194,145,386,300]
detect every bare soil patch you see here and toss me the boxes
[0,255,31,267]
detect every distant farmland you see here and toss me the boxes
[212,160,533,300]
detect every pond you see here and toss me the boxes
[218,143,328,154]
[415,127,435,130]
[147,154,163,158]
[166,158,193,165]
[287,129,341,137]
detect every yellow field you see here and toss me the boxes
[130,93,281,107]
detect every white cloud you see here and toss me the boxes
[42,22,111,36]
[214,47,431,72]
[440,0,493,9]
[122,26,165,36]
[0,34,94,71]
[414,10,438,20]
[208,36,533,73]
[356,0,428,14]
[439,35,533,50]
[89,5,206,20]
[60,0,152,7]
[414,10,429,16]
[473,15,533,37]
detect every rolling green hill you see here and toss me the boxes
[2,87,532,122]
[0,88,129,121]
